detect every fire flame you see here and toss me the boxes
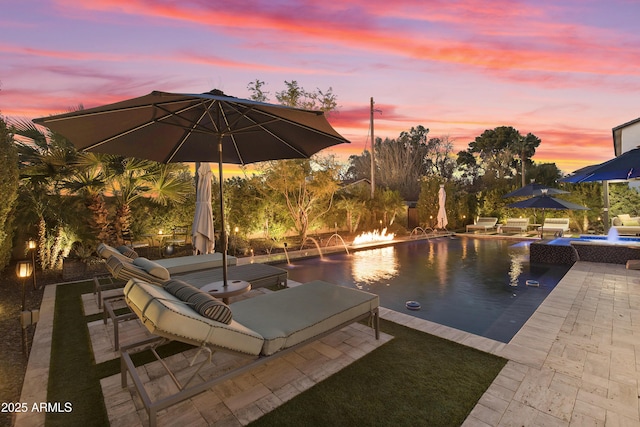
[352,228,395,245]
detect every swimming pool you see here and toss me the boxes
[276,237,570,343]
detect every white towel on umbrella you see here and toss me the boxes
[192,163,215,254]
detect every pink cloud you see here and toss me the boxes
[52,0,640,89]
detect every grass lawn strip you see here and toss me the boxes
[249,319,507,426]
[47,281,507,426]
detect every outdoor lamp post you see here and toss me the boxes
[16,260,32,312]
[16,260,33,355]
[27,239,37,290]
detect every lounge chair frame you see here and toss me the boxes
[120,308,379,427]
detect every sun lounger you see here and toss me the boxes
[97,242,237,273]
[104,255,287,289]
[101,254,287,349]
[466,217,498,233]
[120,278,379,427]
[95,243,238,307]
[612,214,640,235]
[539,218,570,237]
[501,218,530,233]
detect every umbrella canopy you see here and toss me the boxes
[507,195,589,211]
[34,90,350,285]
[561,147,640,183]
[507,194,588,237]
[502,183,568,198]
[437,185,448,229]
[192,162,214,255]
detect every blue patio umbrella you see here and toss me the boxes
[561,148,640,231]
[561,147,640,183]
[502,183,568,198]
[507,193,588,236]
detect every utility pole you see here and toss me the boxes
[370,97,375,199]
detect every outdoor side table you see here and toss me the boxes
[200,280,251,303]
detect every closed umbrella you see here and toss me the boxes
[192,162,214,255]
[437,185,448,230]
[34,90,349,285]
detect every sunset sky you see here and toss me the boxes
[2,0,640,175]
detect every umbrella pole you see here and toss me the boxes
[217,135,228,287]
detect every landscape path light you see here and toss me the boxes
[27,238,37,290]
[16,260,33,355]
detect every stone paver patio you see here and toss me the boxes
[17,260,640,426]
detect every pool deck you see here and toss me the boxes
[17,260,640,426]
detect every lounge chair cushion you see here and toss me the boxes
[133,257,170,280]
[106,256,163,284]
[124,279,264,355]
[156,253,236,274]
[165,279,232,324]
[230,280,379,356]
[97,243,134,263]
[117,245,139,259]
[618,214,631,223]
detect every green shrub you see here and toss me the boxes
[0,115,19,270]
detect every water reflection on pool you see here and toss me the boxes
[276,236,570,343]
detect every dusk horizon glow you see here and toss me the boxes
[3,0,640,175]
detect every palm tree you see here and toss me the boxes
[13,119,80,269]
[101,156,193,244]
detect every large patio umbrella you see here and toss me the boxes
[502,183,568,198]
[507,192,588,236]
[192,162,214,255]
[437,184,448,230]
[561,148,640,231]
[561,147,640,183]
[33,90,350,286]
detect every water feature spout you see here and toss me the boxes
[282,242,291,265]
[303,237,324,259]
[607,227,620,243]
[410,227,431,239]
[325,234,350,255]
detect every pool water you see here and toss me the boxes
[276,237,570,343]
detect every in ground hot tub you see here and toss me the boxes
[533,232,640,265]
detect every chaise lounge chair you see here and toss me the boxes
[104,255,287,289]
[95,243,239,307]
[501,218,530,234]
[120,278,380,427]
[466,217,498,233]
[100,250,288,349]
[611,214,640,235]
[538,218,570,237]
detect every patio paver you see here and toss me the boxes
[17,260,640,426]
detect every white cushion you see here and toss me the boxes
[124,279,264,356]
[155,253,237,274]
[97,243,133,262]
[132,257,170,280]
[231,280,379,356]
